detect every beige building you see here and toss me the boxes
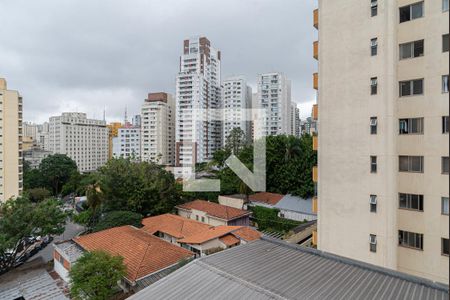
[314,0,449,283]
[141,92,175,165]
[0,78,23,202]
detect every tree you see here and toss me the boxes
[97,158,180,216]
[69,251,126,300]
[39,154,78,195]
[93,211,143,232]
[23,161,44,190]
[0,197,67,274]
[224,127,247,155]
[26,188,52,202]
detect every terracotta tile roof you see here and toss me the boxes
[176,200,251,221]
[219,234,240,246]
[141,214,212,239]
[178,226,261,245]
[249,192,284,206]
[73,226,193,282]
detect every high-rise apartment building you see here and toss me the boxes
[0,78,23,202]
[314,0,449,283]
[112,125,141,161]
[255,72,291,139]
[48,112,108,172]
[290,102,301,137]
[222,76,252,142]
[141,92,175,165]
[107,122,122,159]
[175,37,222,167]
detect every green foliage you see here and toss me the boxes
[0,197,67,274]
[93,211,143,232]
[69,250,126,300]
[97,158,180,216]
[38,154,78,195]
[61,172,97,197]
[23,161,44,190]
[72,209,94,227]
[249,206,302,233]
[25,188,52,202]
[224,127,248,154]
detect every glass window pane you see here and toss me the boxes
[413,80,423,95]
[410,156,422,172]
[443,34,449,52]
[399,156,409,171]
[411,3,423,19]
[442,157,449,173]
[400,81,411,96]
[443,75,449,93]
[399,6,411,23]
[400,43,412,59]
[413,40,424,57]
[442,197,449,215]
[399,194,407,208]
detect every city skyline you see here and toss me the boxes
[0,0,317,124]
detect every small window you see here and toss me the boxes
[442,238,449,256]
[443,116,449,133]
[370,195,377,213]
[444,0,449,12]
[195,215,199,221]
[398,230,423,250]
[371,0,378,16]
[399,118,424,134]
[370,234,377,252]
[371,77,378,95]
[399,40,424,60]
[399,79,423,97]
[201,216,205,222]
[442,197,449,215]
[442,75,449,93]
[399,156,424,173]
[444,34,449,52]
[442,157,449,174]
[399,193,424,211]
[399,2,424,23]
[370,117,378,134]
[370,156,377,173]
[371,38,378,56]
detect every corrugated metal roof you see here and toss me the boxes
[274,194,315,215]
[128,238,449,300]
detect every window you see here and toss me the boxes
[195,215,199,221]
[444,0,449,12]
[399,40,424,59]
[370,195,377,213]
[442,197,449,215]
[370,117,378,134]
[371,0,378,16]
[399,156,424,173]
[443,116,449,133]
[201,216,205,222]
[398,230,423,250]
[444,34,449,52]
[442,157,449,174]
[399,193,424,211]
[443,75,449,93]
[399,79,423,97]
[399,2,424,23]
[370,156,377,173]
[371,38,378,56]
[370,234,377,252]
[371,77,378,95]
[443,239,449,256]
[399,118,424,134]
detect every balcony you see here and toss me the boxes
[313,41,318,60]
[313,9,318,29]
[313,166,318,182]
[312,230,317,246]
[313,135,318,151]
[312,104,318,120]
[313,73,318,90]
[312,196,318,214]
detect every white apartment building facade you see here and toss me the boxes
[112,126,141,161]
[48,112,108,172]
[290,102,301,137]
[0,78,23,202]
[255,72,291,139]
[222,76,252,142]
[314,0,449,283]
[141,92,175,165]
[175,37,222,168]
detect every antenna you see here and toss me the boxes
[124,106,128,125]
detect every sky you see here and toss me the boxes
[0,0,317,124]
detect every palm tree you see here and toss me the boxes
[284,137,301,162]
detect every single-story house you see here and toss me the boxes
[53,225,194,292]
[176,200,251,226]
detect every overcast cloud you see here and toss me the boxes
[0,0,317,123]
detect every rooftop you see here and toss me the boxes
[54,240,84,263]
[141,214,212,239]
[177,225,261,245]
[73,225,194,282]
[249,192,284,206]
[129,238,449,300]
[274,194,315,215]
[176,200,251,221]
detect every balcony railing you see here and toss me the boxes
[313,135,318,151]
[313,73,318,90]
[313,9,319,29]
[313,166,318,183]
[313,41,318,60]
[312,104,318,120]
[312,196,318,214]
[312,230,317,246]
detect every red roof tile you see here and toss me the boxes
[231,226,262,242]
[176,200,251,221]
[73,226,193,282]
[249,192,284,206]
[141,214,212,239]
[178,226,261,245]
[220,234,240,246]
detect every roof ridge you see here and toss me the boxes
[261,237,449,292]
[134,239,153,282]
